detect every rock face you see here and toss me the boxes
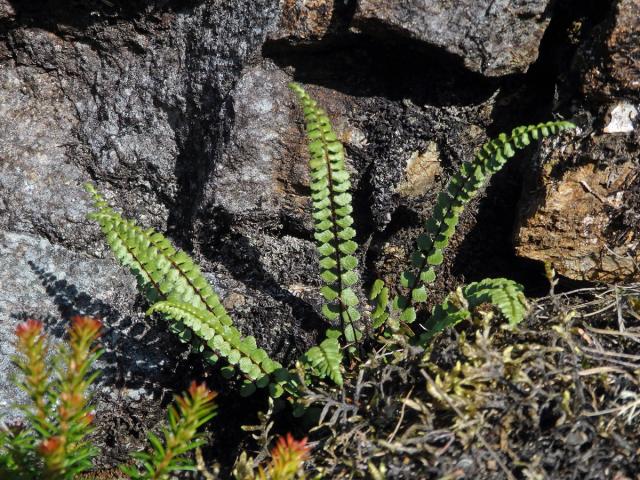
[515,0,640,282]
[352,0,554,76]
[269,0,554,77]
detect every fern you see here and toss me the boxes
[289,83,362,344]
[463,278,528,326]
[396,121,575,323]
[301,330,343,386]
[419,278,528,344]
[147,302,280,386]
[85,184,288,396]
[369,279,390,330]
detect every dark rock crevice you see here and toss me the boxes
[264,32,499,107]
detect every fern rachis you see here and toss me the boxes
[289,83,362,344]
[85,185,285,395]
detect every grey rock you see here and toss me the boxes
[1,0,280,248]
[353,0,553,76]
[209,62,310,220]
[0,230,191,461]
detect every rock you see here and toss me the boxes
[0,0,288,466]
[0,64,88,247]
[395,142,443,199]
[205,61,312,224]
[1,0,280,248]
[268,0,336,42]
[352,0,553,76]
[1,0,636,470]
[515,0,640,282]
[603,101,638,133]
[0,0,14,20]
[515,141,639,282]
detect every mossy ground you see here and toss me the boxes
[291,284,640,478]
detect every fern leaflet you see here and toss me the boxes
[369,279,390,330]
[463,278,528,326]
[301,330,343,386]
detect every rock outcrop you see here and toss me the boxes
[352,0,554,76]
[0,0,638,467]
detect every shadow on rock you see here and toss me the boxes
[197,208,327,361]
[19,261,194,404]
[263,28,498,108]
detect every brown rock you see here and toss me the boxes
[396,142,442,199]
[269,0,336,42]
[580,0,640,102]
[515,0,640,283]
[515,136,639,282]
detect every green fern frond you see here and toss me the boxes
[463,278,528,326]
[85,184,289,395]
[147,301,280,384]
[398,121,575,323]
[301,330,343,386]
[419,278,528,344]
[85,185,228,317]
[289,83,362,343]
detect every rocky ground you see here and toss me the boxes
[0,0,638,477]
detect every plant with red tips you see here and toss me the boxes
[121,381,218,479]
[1,316,103,479]
[258,433,310,480]
[43,316,103,478]
[13,320,51,432]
